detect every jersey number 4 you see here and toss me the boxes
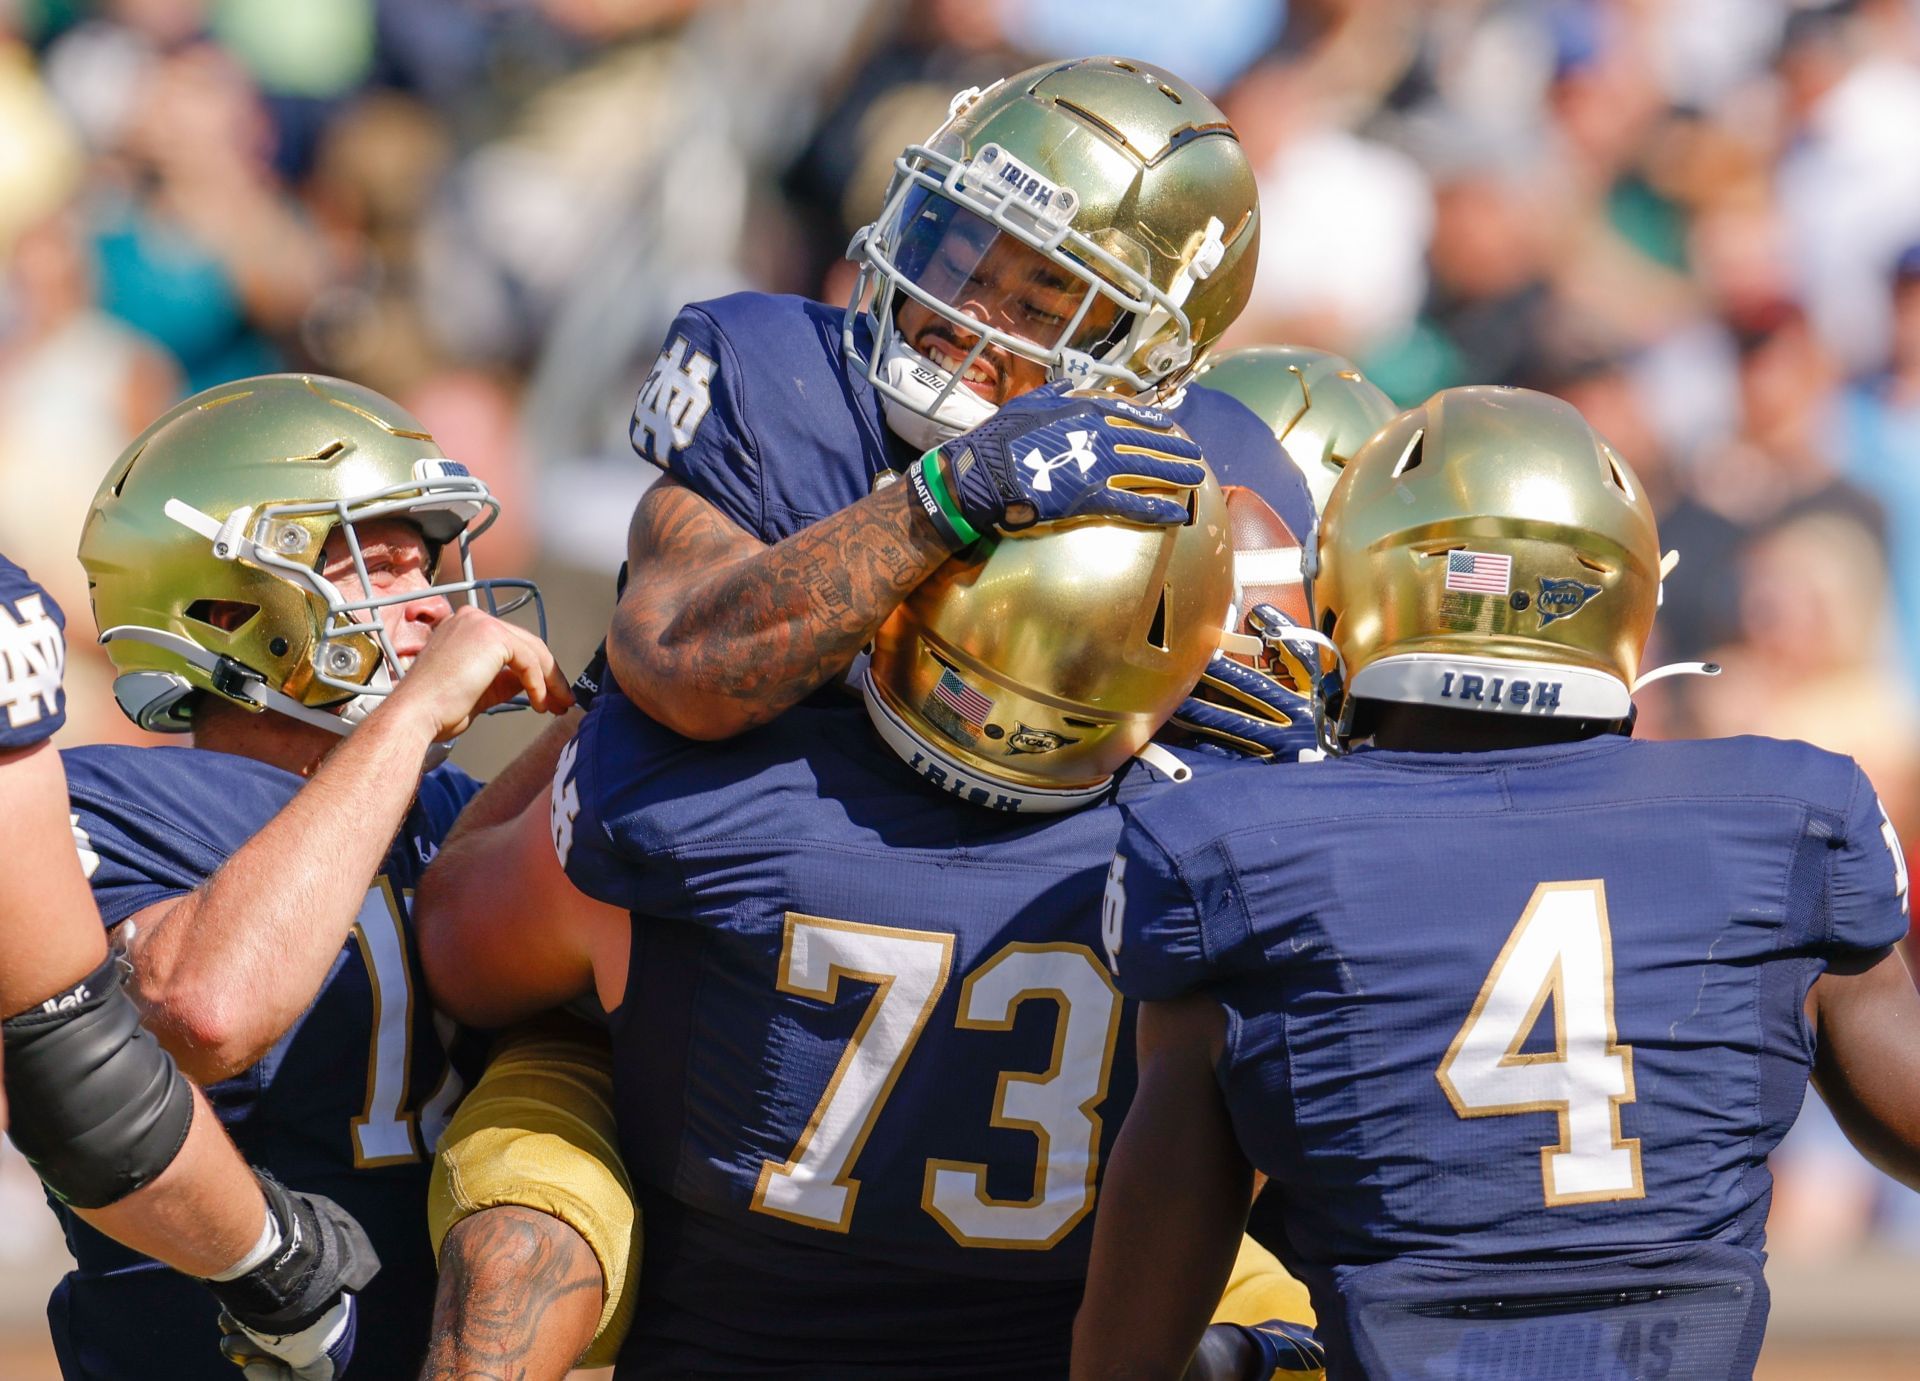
[751,914,1121,1250]
[1436,880,1644,1207]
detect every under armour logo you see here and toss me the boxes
[631,336,716,467]
[1020,430,1099,492]
[0,594,63,729]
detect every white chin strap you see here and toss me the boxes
[877,337,999,451]
[100,624,451,766]
[1633,660,1721,692]
[861,667,1110,814]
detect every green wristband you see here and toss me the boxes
[913,450,982,549]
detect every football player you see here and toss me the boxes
[417,56,1328,1379]
[0,553,380,1380]
[1075,387,1920,1380]
[1170,345,1398,764]
[1190,345,1397,522]
[49,375,570,1379]
[417,440,1322,1376]
[604,56,1292,746]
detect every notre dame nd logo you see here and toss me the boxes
[0,594,64,728]
[631,336,716,466]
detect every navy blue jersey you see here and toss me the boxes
[1114,734,1910,1380]
[0,554,66,749]
[50,744,483,1380]
[629,292,1311,542]
[553,691,1216,1377]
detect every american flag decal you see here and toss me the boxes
[1444,549,1512,595]
[932,667,995,729]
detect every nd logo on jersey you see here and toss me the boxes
[0,594,63,728]
[632,336,716,465]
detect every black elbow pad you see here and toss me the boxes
[3,951,196,1209]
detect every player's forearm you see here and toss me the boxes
[75,1086,269,1277]
[419,1206,602,1381]
[609,477,952,740]
[1074,1000,1253,1381]
[127,704,442,1081]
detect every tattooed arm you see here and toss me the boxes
[419,1207,603,1381]
[606,475,951,740]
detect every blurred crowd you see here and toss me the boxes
[1,0,1917,1289]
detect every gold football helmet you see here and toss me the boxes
[847,56,1260,449]
[1193,345,1397,518]
[1311,387,1666,739]
[80,374,539,734]
[863,468,1235,812]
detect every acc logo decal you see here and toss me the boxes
[631,336,716,466]
[1537,577,1603,627]
[1005,723,1079,756]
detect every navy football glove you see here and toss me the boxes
[1170,654,1322,763]
[206,1175,378,1379]
[907,381,1206,546]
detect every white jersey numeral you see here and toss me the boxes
[753,915,953,1231]
[1436,880,1644,1206]
[1879,802,1909,917]
[924,943,1120,1248]
[350,880,426,1167]
[753,916,1126,1248]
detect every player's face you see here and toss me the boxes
[890,193,1123,406]
[321,518,451,666]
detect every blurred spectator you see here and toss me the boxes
[1226,56,1433,359]
[87,40,330,388]
[1774,0,1920,372]
[1844,245,1920,688]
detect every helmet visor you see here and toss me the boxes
[887,186,1132,361]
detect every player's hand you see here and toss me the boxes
[216,1299,356,1380]
[914,380,1206,542]
[204,1177,379,1379]
[1171,654,1322,763]
[383,605,573,742]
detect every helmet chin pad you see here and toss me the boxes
[876,337,999,450]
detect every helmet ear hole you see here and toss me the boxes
[1602,444,1635,497]
[1146,586,1170,651]
[1390,429,1425,478]
[184,599,260,632]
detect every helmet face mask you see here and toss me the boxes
[846,58,1259,449]
[233,478,540,709]
[83,374,544,737]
